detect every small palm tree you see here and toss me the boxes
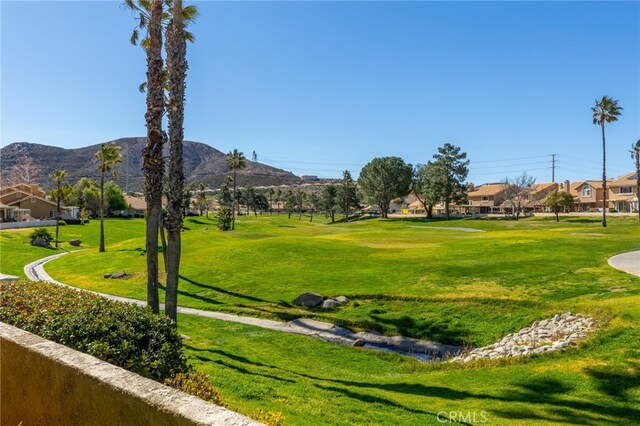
[50,169,68,248]
[96,143,123,252]
[592,96,622,227]
[631,139,640,221]
[227,149,246,230]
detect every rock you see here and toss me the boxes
[103,273,113,279]
[32,236,49,247]
[335,296,349,304]
[321,299,341,309]
[110,271,127,279]
[180,334,191,340]
[294,292,323,307]
[69,239,82,246]
[352,339,365,347]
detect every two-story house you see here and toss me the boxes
[608,172,639,212]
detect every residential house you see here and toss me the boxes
[0,183,62,221]
[608,172,639,212]
[569,180,607,212]
[465,184,509,214]
[499,182,559,214]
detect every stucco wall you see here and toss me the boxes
[0,322,260,426]
[0,220,56,230]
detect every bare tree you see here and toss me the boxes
[6,156,41,186]
[501,172,536,220]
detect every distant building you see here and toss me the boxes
[0,183,63,221]
[301,175,319,181]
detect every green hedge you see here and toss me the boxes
[0,280,190,382]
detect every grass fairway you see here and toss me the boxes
[2,214,639,424]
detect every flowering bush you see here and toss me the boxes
[0,280,189,381]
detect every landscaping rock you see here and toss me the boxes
[335,296,349,304]
[321,299,340,309]
[110,271,127,279]
[450,312,596,363]
[32,236,49,247]
[103,273,113,279]
[352,339,365,347]
[294,292,323,307]
[69,239,82,246]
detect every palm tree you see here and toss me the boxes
[164,0,189,324]
[96,143,123,252]
[592,96,623,227]
[227,149,246,230]
[631,139,640,221]
[50,169,68,248]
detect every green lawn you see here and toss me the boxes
[1,214,639,424]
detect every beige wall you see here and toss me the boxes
[1,322,259,426]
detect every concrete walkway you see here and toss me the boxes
[608,250,640,277]
[24,253,460,360]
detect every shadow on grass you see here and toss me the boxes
[564,218,602,224]
[368,314,470,346]
[158,283,222,305]
[179,275,268,303]
[188,347,640,423]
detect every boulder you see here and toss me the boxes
[103,273,113,279]
[294,292,323,307]
[352,339,365,347]
[110,271,127,279]
[321,299,340,309]
[69,239,82,247]
[32,236,49,247]
[335,296,349,304]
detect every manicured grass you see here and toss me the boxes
[2,214,639,424]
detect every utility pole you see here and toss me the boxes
[551,154,556,182]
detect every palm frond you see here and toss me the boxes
[130,29,139,45]
[139,81,148,93]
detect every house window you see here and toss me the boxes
[620,187,633,194]
[582,186,591,197]
[481,196,489,202]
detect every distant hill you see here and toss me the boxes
[0,137,300,191]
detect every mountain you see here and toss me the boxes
[0,138,300,191]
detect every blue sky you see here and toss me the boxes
[2,1,639,183]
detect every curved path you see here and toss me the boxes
[24,253,460,360]
[608,250,640,277]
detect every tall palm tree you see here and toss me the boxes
[592,96,623,228]
[227,149,246,230]
[50,169,68,248]
[125,0,198,315]
[96,143,123,252]
[631,139,640,222]
[164,0,189,324]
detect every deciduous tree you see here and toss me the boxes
[543,190,574,222]
[501,172,536,220]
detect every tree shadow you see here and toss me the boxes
[313,383,472,424]
[565,218,601,224]
[583,360,640,402]
[367,314,471,346]
[158,283,222,305]
[179,275,268,303]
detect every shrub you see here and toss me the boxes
[217,206,232,231]
[165,372,223,405]
[29,228,53,245]
[248,410,286,426]
[0,280,190,382]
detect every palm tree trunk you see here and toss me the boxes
[232,170,237,230]
[159,223,167,272]
[55,180,61,248]
[164,0,187,324]
[99,172,105,252]
[601,122,607,228]
[143,0,164,314]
